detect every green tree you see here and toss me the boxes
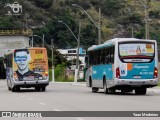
[0,17,21,30]
[34,0,53,9]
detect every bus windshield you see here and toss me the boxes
[119,42,155,59]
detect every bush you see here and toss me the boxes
[102,0,126,17]
[49,63,74,82]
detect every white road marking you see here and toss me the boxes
[27,98,32,101]
[53,109,61,111]
[76,118,85,120]
[20,95,24,98]
[39,102,45,106]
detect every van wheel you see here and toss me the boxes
[103,79,109,94]
[92,87,98,93]
[135,88,147,95]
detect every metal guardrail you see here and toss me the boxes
[0,29,33,36]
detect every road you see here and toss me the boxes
[0,80,160,120]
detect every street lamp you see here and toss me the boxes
[33,34,45,47]
[72,4,101,45]
[58,20,81,83]
[139,0,150,39]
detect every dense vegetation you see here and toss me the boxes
[0,0,160,48]
[0,0,160,81]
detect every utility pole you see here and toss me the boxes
[74,21,81,83]
[42,34,44,47]
[145,2,149,39]
[139,0,150,39]
[98,8,101,45]
[131,27,134,38]
[51,38,55,82]
[32,36,33,47]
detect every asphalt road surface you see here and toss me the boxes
[0,80,160,120]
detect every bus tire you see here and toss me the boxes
[16,87,20,92]
[11,87,16,92]
[92,87,98,93]
[7,81,11,90]
[135,88,147,95]
[8,87,11,91]
[42,86,46,91]
[103,78,109,94]
[89,77,92,87]
[109,88,115,94]
[35,87,40,91]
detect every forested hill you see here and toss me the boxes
[0,0,160,49]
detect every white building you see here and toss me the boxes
[0,30,31,57]
[58,48,86,69]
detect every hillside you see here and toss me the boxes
[0,0,160,49]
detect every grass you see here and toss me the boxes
[49,69,74,82]
[49,69,85,82]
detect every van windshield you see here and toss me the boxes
[119,42,155,60]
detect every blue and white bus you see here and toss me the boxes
[85,38,158,95]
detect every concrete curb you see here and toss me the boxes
[50,82,86,86]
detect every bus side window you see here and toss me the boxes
[105,48,109,64]
[98,50,101,65]
[93,51,97,65]
[112,46,115,63]
[101,49,105,64]
[88,52,91,66]
[110,47,114,63]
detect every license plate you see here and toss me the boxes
[134,76,141,78]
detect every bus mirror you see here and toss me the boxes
[85,56,89,68]
[4,58,6,63]
[85,56,88,63]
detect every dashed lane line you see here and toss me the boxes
[39,102,45,106]
[53,109,61,111]
[76,118,85,120]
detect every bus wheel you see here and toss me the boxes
[8,86,11,91]
[35,87,40,91]
[109,88,115,94]
[135,88,147,95]
[11,87,16,92]
[92,87,98,93]
[7,81,11,91]
[42,86,46,92]
[103,80,109,94]
[89,77,92,87]
[16,87,20,92]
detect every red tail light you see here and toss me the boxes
[154,67,158,78]
[116,67,120,78]
[45,72,48,77]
